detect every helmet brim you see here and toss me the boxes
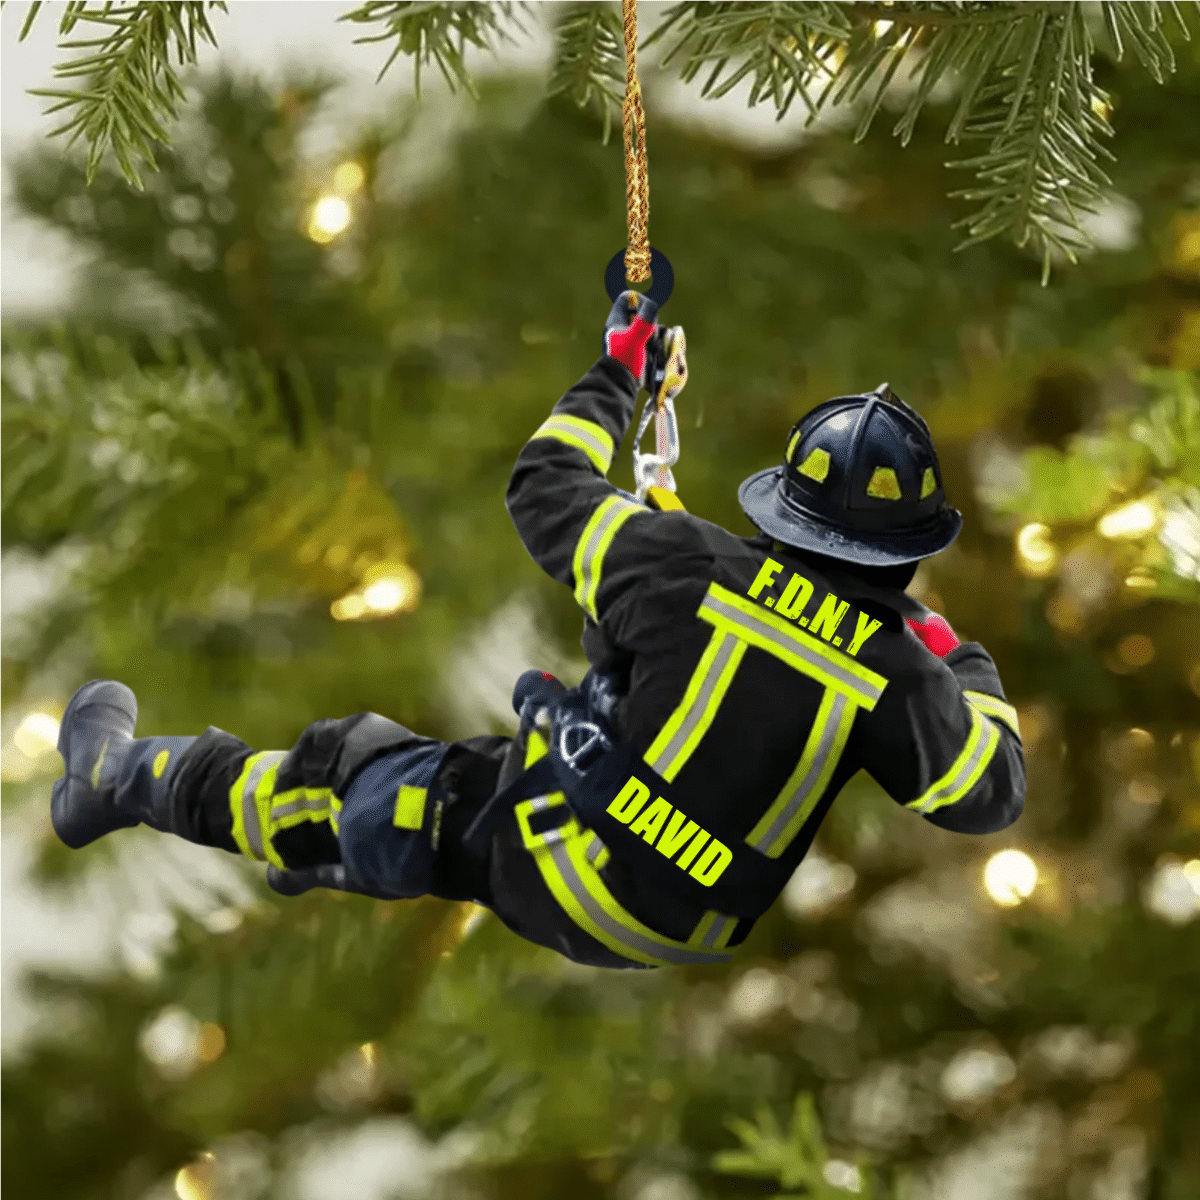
[738,466,963,567]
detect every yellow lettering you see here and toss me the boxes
[810,592,850,641]
[847,611,883,657]
[674,828,710,870]
[607,776,650,824]
[689,839,733,886]
[656,810,701,859]
[747,557,783,599]
[629,797,672,845]
[775,572,814,620]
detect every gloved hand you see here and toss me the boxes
[904,608,961,658]
[603,290,660,390]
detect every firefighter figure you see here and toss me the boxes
[51,292,1024,970]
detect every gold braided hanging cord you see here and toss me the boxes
[622,0,651,284]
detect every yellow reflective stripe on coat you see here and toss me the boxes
[530,414,615,475]
[644,628,747,782]
[964,690,1020,739]
[747,687,858,858]
[228,750,287,867]
[270,787,335,837]
[572,494,646,619]
[698,583,887,708]
[393,785,427,831]
[515,794,735,967]
[907,706,1001,815]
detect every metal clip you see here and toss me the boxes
[633,394,680,500]
[557,720,611,775]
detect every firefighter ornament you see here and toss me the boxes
[50,0,1024,970]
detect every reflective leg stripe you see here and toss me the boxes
[645,629,747,783]
[964,690,1020,739]
[229,750,287,867]
[698,583,887,709]
[906,706,1001,815]
[747,688,858,858]
[393,784,427,831]
[690,909,738,950]
[515,795,736,967]
[572,494,647,619]
[530,414,615,475]
[270,788,335,837]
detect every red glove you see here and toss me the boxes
[603,290,660,390]
[905,610,960,658]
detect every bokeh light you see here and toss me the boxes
[332,160,365,194]
[1098,498,1158,539]
[307,195,352,243]
[331,563,421,621]
[1015,523,1057,576]
[983,849,1039,906]
[12,711,60,758]
[1116,633,1155,668]
[174,1152,216,1200]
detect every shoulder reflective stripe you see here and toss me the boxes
[523,813,735,967]
[748,689,857,858]
[394,785,427,830]
[698,584,887,709]
[964,690,1020,739]
[525,729,549,768]
[572,494,647,619]
[229,750,287,865]
[645,629,747,782]
[690,910,738,950]
[907,707,1001,815]
[530,414,615,475]
[270,788,334,836]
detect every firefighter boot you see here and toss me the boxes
[51,679,197,849]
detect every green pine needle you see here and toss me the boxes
[546,3,626,144]
[18,0,1199,273]
[19,1,228,188]
[339,1,531,96]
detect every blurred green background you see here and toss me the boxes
[2,9,1199,1200]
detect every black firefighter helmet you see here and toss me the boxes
[738,384,962,567]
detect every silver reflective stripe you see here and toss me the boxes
[964,690,1020,738]
[573,495,644,618]
[241,750,286,858]
[912,711,1000,814]
[543,838,734,966]
[533,415,614,474]
[698,589,885,707]
[271,793,329,823]
[749,691,853,855]
[645,630,742,778]
[585,834,608,866]
[699,914,737,949]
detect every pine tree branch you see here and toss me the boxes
[18,1,227,187]
[644,1,1194,276]
[546,3,626,143]
[339,1,531,96]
